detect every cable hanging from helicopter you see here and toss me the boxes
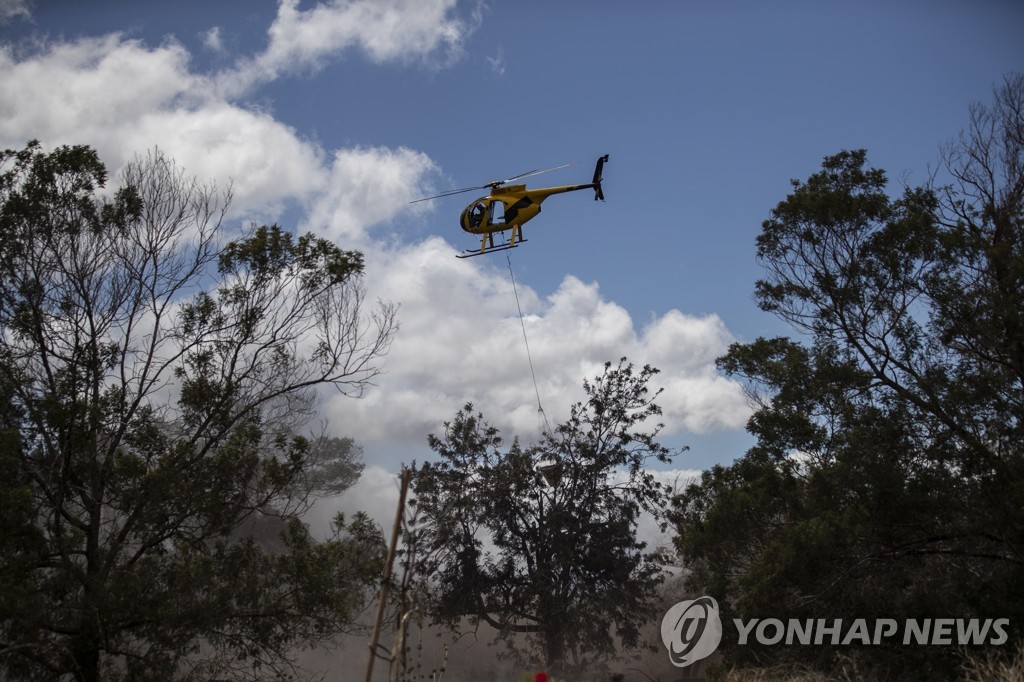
[503,242,551,436]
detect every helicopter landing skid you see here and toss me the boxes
[456,239,527,259]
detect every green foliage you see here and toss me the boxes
[0,142,394,680]
[671,75,1024,680]
[218,224,364,291]
[409,360,677,675]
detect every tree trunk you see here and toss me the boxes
[543,619,566,675]
[71,636,100,682]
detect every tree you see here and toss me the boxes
[671,75,1023,680]
[408,360,676,675]
[0,141,397,680]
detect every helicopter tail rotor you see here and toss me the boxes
[592,154,609,201]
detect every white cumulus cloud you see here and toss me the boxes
[218,0,473,97]
[316,239,751,458]
[0,35,327,216]
[307,145,440,244]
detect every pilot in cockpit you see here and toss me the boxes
[468,202,486,228]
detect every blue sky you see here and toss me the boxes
[2,0,1022,527]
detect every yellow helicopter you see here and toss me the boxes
[412,155,609,257]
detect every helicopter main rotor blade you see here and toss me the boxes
[409,185,488,203]
[498,161,577,186]
[409,161,578,203]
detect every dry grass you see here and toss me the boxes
[961,645,1024,682]
[717,666,840,682]
[711,646,1024,682]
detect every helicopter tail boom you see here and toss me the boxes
[592,154,608,201]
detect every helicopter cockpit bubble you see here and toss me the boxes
[468,201,486,228]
